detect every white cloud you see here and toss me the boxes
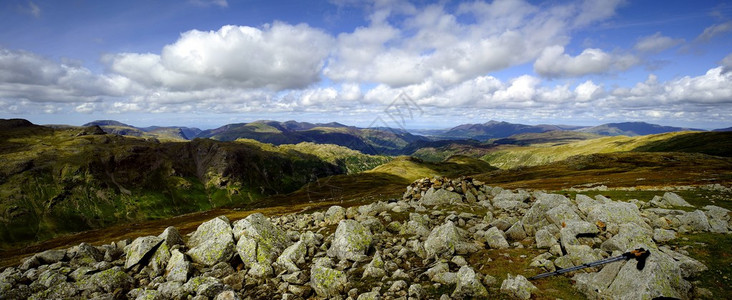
[573,0,626,27]
[634,32,684,53]
[534,46,638,78]
[108,23,334,91]
[574,80,602,102]
[696,21,732,43]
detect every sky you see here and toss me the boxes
[1,0,731,130]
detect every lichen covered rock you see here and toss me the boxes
[327,219,373,262]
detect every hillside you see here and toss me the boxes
[576,121,703,136]
[481,131,704,169]
[83,120,200,141]
[0,120,390,248]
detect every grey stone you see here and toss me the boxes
[187,217,235,267]
[276,240,307,273]
[452,266,488,298]
[505,221,527,241]
[662,192,693,207]
[76,266,133,293]
[310,258,347,298]
[500,274,537,300]
[328,219,373,262]
[424,221,472,257]
[159,226,184,248]
[483,227,510,249]
[166,249,190,283]
[325,205,346,225]
[36,269,67,287]
[157,281,187,299]
[233,213,290,267]
[71,242,104,267]
[545,204,582,227]
[522,192,572,235]
[535,228,558,249]
[678,210,711,232]
[35,249,67,265]
[601,224,655,252]
[357,291,380,300]
[362,251,386,279]
[421,187,462,206]
[653,229,677,243]
[602,250,693,299]
[214,290,240,300]
[408,284,425,299]
[585,200,649,229]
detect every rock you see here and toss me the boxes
[157,281,187,299]
[545,204,582,227]
[493,189,530,203]
[421,187,462,206]
[76,266,133,293]
[159,226,185,247]
[36,269,67,287]
[500,274,537,300]
[362,251,387,279]
[214,290,240,300]
[585,200,649,229]
[166,249,190,283]
[310,258,347,298]
[35,249,67,265]
[678,210,711,232]
[573,255,625,299]
[659,247,707,278]
[451,266,488,298]
[522,192,572,235]
[425,221,470,257]
[324,205,347,225]
[653,229,677,243]
[357,291,380,300]
[125,236,164,269]
[70,242,104,266]
[601,250,694,299]
[134,289,160,300]
[328,219,373,262]
[601,224,655,252]
[535,228,558,249]
[662,192,694,207]
[182,276,219,296]
[483,227,510,249]
[187,217,236,267]
[276,240,307,273]
[451,255,468,267]
[389,280,408,292]
[233,213,290,268]
[150,242,171,276]
[505,221,527,241]
[408,284,425,299]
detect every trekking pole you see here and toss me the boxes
[528,248,650,280]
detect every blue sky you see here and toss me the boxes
[1,0,731,130]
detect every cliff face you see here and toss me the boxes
[0,121,343,248]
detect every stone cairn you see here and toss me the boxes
[1,176,729,299]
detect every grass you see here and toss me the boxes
[667,233,732,299]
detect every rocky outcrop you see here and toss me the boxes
[1,177,723,299]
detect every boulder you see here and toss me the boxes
[585,200,649,229]
[421,187,462,206]
[424,221,469,257]
[653,229,677,243]
[324,205,346,225]
[662,192,694,207]
[276,241,307,273]
[76,266,133,293]
[545,204,582,227]
[125,236,164,269]
[677,210,711,232]
[187,217,236,267]
[535,228,559,249]
[483,227,510,249]
[310,258,347,298]
[703,205,730,233]
[35,249,67,265]
[522,193,572,235]
[233,213,290,267]
[451,266,488,298]
[600,250,694,299]
[70,242,103,267]
[166,249,190,283]
[159,226,184,248]
[362,251,387,279]
[328,219,373,262]
[500,274,537,300]
[601,224,655,252]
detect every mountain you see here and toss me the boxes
[576,122,704,136]
[0,119,391,247]
[713,127,732,132]
[83,120,201,141]
[435,120,557,141]
[196,120,427,155]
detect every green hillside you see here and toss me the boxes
[481,131,701,169]
[632,131,732,157]
[1,121,389,248]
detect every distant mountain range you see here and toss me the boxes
[79,119,722,154]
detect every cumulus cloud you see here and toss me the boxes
[534,46,638,78]
[0,48,128,104]
[107,23,334,91]
[634,32,684,53]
